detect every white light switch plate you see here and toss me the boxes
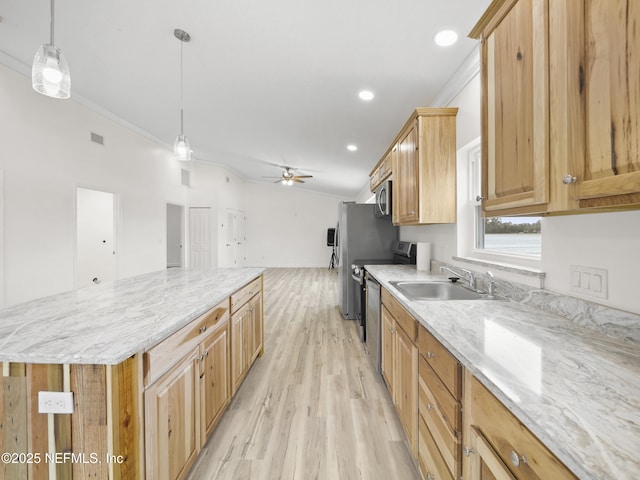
[570,265,608,299]
[38,391,74,414]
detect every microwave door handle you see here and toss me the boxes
[376,186,385,214]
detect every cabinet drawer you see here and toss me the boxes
[230,277,261,313]
[418,324,461,398]
[381,288,417,341]
[419,356,461,479]
[468,375,577,480]
[418,413,454,480]
[144,299,229,386]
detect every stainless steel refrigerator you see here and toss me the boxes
[336,202,398,319]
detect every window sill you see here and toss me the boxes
[452,255,545,288]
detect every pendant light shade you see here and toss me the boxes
[32,0,70,99]
[174,134,191,162]
[173,29,192,161]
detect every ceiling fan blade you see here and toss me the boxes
[293,178,306,183]
[294,175,313,179]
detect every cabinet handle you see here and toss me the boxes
[198,354,205,362]
[426,351,435,359]
[426,474,435,480]
[463,445,476,457]
[204,350,209,357]
[426,402,434,411]
[509,450,527,468]
[475,195,485,202]
[562,174,577,185]
[199,325,207,333]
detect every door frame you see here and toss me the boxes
[166,202,186,268]
[74,185,120,289]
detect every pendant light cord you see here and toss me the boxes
[50,0,55,45]
[180,39,184,136]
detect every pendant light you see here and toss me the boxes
[32,0,70,99]
[173,29,192,161]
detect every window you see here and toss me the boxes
[469,143,542,258]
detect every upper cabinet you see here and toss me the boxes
[371,108,458,225]
[470,0,640,216]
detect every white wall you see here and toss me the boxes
[0,64,347,305]
[244,182,343,267]
[0,65,193,305]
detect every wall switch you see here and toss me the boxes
[570,265,608,299]
[38,391,74,414]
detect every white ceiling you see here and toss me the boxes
[0,0,491,198]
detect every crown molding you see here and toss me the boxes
[430,46,480,108]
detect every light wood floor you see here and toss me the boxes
[187,268,421,480]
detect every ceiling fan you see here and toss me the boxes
[263,167,313,186]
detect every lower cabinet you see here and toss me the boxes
[145,346,201,480]
[381,288,418,457]
[462,371,577,480]
[200,318,230,443]
[231,291,263,395]
[145,275,264,480]
[379,288,576,480]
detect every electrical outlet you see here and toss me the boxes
[570,265,608,299]
[38,391,74,414]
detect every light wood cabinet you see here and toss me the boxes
[418,324,462,480]
[471,0,640,216]
[200,318,230,443]
[462,371,577,480]
[231,282,263,396]
[369,149,393,192]
[395,109,458,225]
[472,0,550,216]
[381,288,418,456]
[145,346,201,480]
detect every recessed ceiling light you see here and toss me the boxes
[358,90,374,101]
[434,29,458,47]
[347,145,358,152]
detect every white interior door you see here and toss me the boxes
[76,187,116,288]
[236,211,247,267]
[220,209,237,267]
[166,203,184,268]
[189,207,212,269]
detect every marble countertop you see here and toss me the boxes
[365,265,640,480]
[0,268,265,365]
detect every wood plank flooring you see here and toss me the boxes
[187,268,421,480]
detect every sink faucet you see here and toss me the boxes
[439,266,477,291]
[486,270,496,297]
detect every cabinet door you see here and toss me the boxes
[231,305,248,395]
[381,306,396,399]
[145,347,200,480]
[250,292,263,362]
[574,0,640,207]
[395,323,418,456]
[467,426,516,480]
[396,123,420,223]
[200,322,230,442]
[480,0,550,215]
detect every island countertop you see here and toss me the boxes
[0,267,265,365]
[365,264,640,480]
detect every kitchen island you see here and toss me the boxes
[0,267,265,480]
[365,264,640,480]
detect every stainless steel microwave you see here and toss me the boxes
[374,180,392,217]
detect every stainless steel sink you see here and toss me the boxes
[389,281,506,301]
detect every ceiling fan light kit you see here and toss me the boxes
[173,28,192,161]
[264,167,313,186]
[32,0,70,99]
